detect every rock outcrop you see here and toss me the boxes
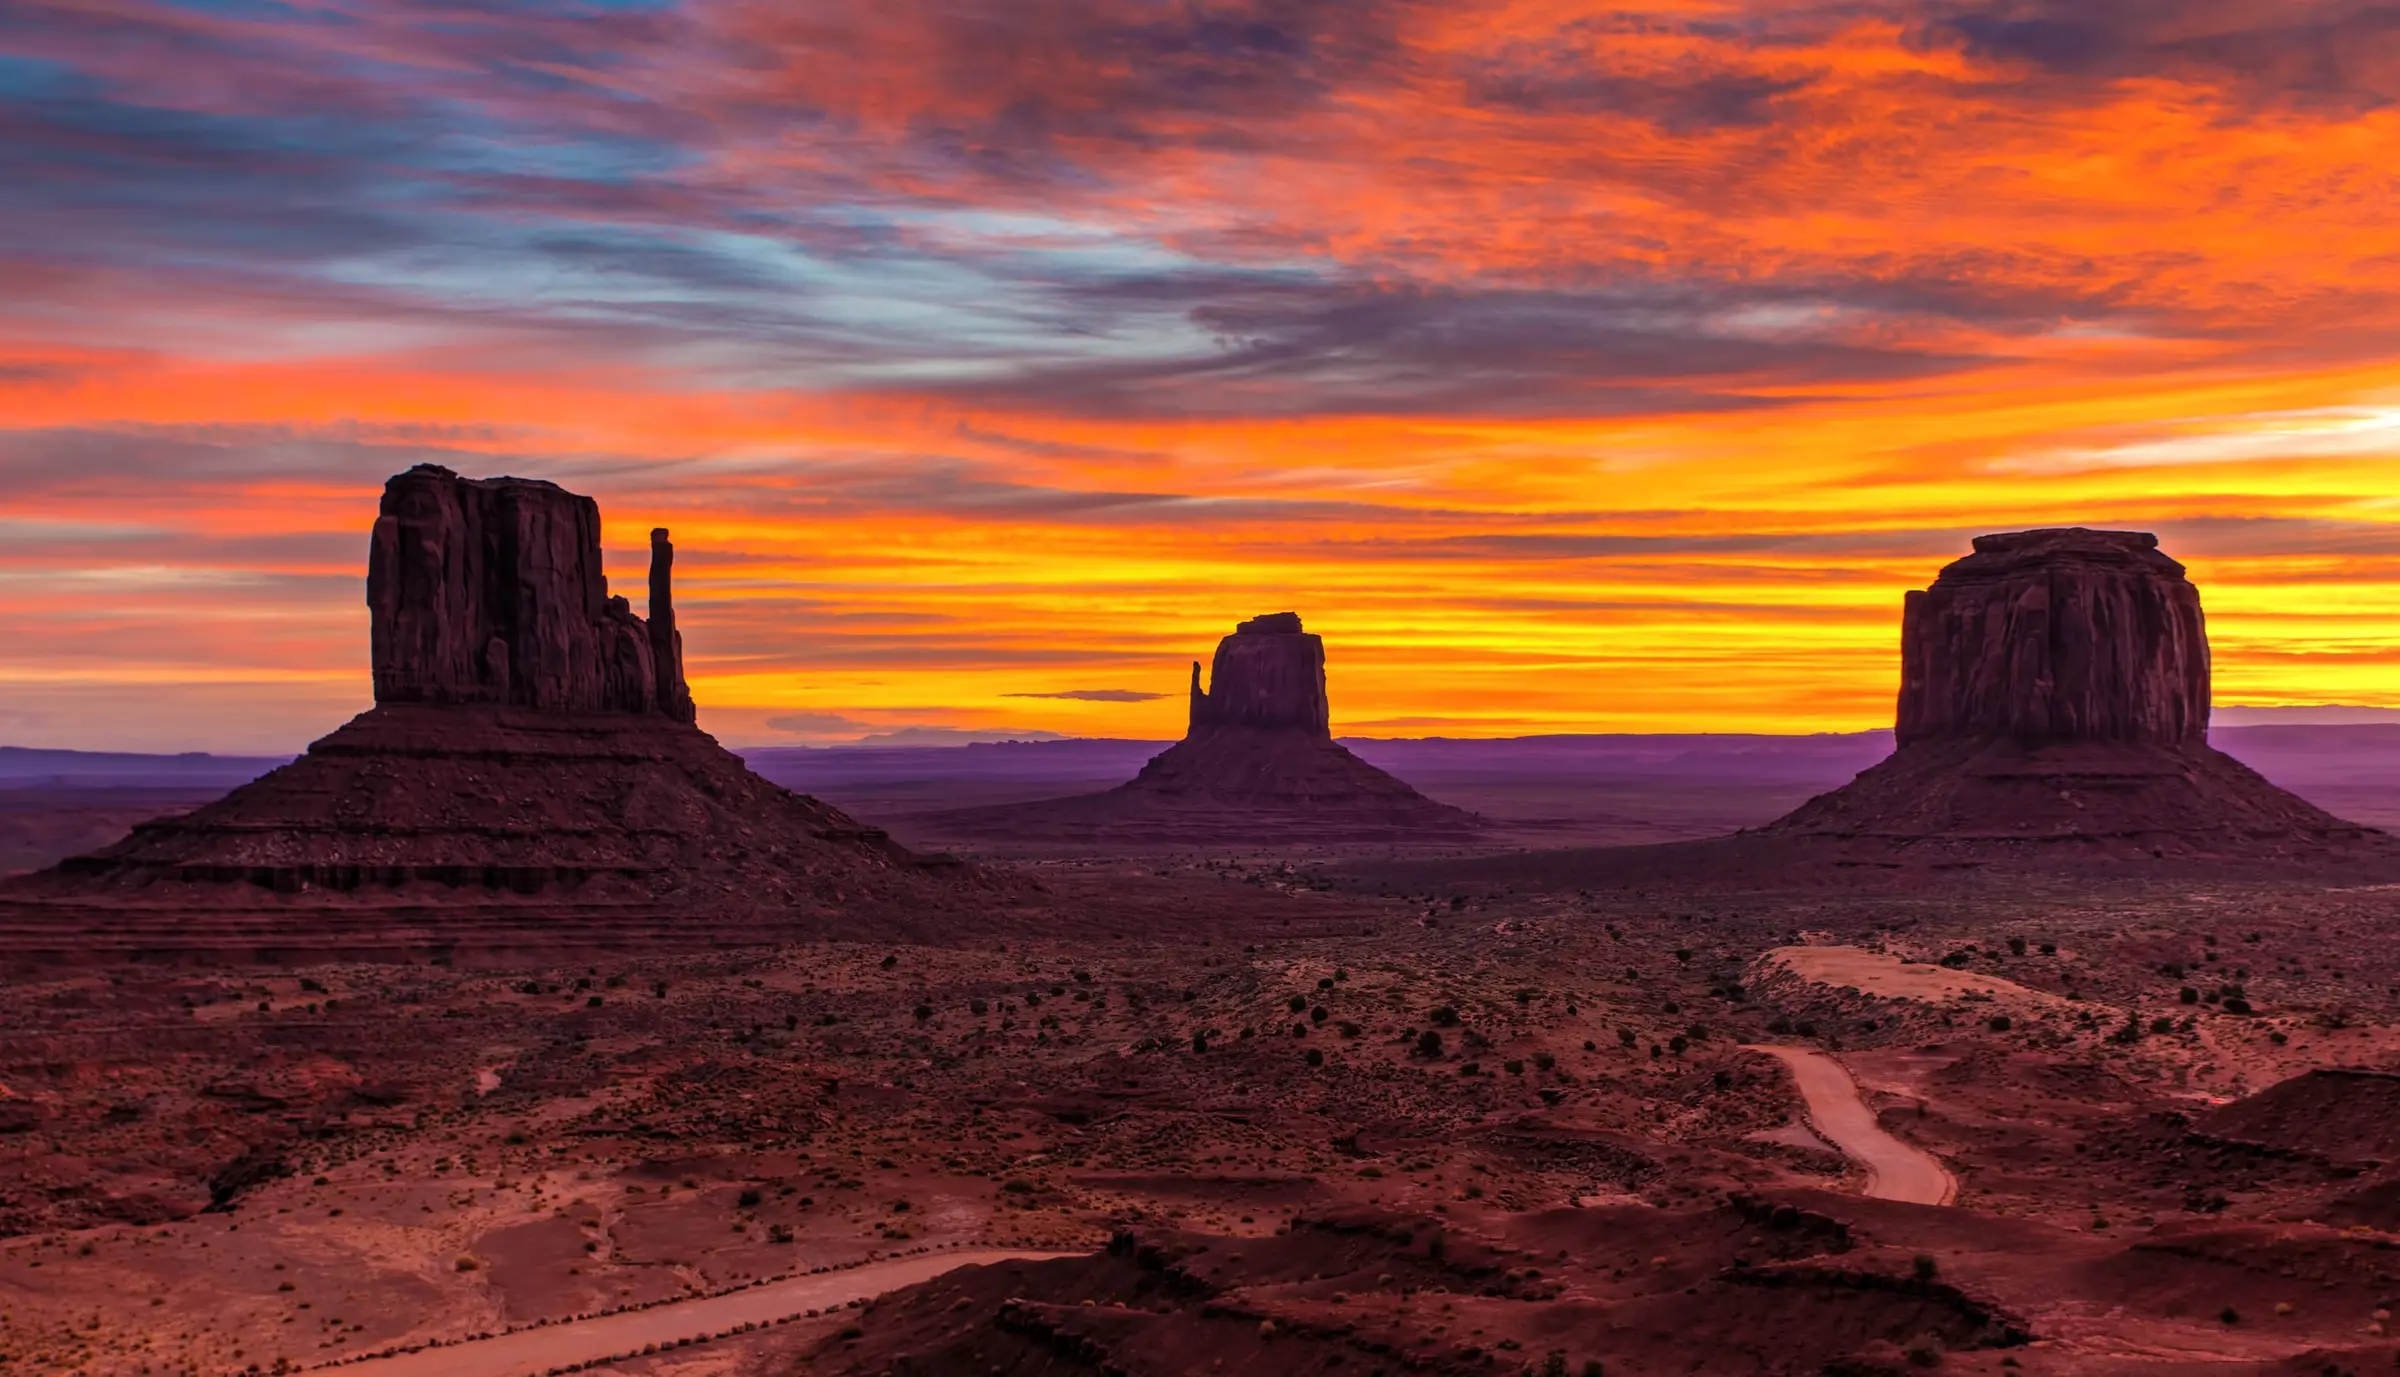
[899,613,1475,849]
[1895,529,2209,747]
[1187,612,1330,736]
[1764,527,2384,864]
[368,465,692,717]
[0,466,987,961]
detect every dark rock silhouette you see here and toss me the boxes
[1896,528,2208,747]
[1764,527,2380,862]
[1370,527,2398,896]
[2,466,986,960]
[901,613,1475,847]
[1187,612,1330,735]
[368,465,691,717]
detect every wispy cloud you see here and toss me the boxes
[1004,688,1172,702]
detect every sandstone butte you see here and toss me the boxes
[0,465,991,963]
[1763,527,2384,861]
[914,612,1476,844]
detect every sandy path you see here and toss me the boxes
[330,1248,1076,1377]
[1749,1045,1956,1206]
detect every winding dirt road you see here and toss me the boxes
[1749,1045,1957,1206]
[331,1247,1075,1377]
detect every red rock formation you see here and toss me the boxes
[1188,611,1331,736]
[905,613,1474,846]
[368,464,689,718]
[1761,527,2384,865]
[648,527,696,724]
[1896,529,2208,747]
[3,466,989,950]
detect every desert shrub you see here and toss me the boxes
[1305,1049,1324,1067]
[1311,1006,1329,1024]
[1288,995,1308,1013]
[1533,1052,1556,1071]
[1988,1015,2011,1032]
[2007,937,2027,955]
[1431,1006,1461,1027]
[1668,1035,1689,1054]
[913,1004,933,1021]
[738,1188,762,1208]
[1503,1059,1525,1075]
[1416,1030,1443,1058]
[879,954,898,969]
[1618,1028,1638,1047]
[970,999,987,1015]
[1912,1254,1938,1280]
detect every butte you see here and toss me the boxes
[1761,527,2388,864]
[910,612,1476,847]
[1374,528,2394,890]
[0,464,983,964]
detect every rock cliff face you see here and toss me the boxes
[1188,612,1331,736]
[1896,529,2208,747]
[367,464,690,718]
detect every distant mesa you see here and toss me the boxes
[0,464,984,963]
[1759,526,2385,863]
[904,612,1476,846]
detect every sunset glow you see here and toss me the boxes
[5,0,2398,750]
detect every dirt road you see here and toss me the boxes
[1750,1045,1957,1206]
[331,1248,1075,1377]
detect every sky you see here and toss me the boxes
[3,0,2399,752]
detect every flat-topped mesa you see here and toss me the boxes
[1895,528,2209,748]
[367,464,691,719]
[1188,611,1331,737]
